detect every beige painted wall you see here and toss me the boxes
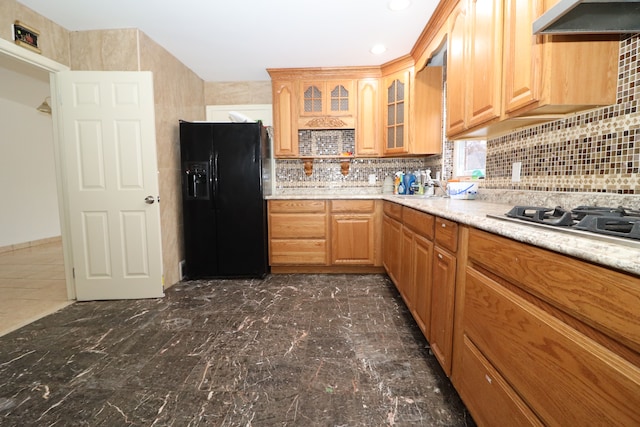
[138,31,205,287]
[0,0,70,66]
[70,29,139,71]
[204,81,271,105]
[0,3,206,288]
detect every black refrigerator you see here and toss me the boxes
[179,121,271,279]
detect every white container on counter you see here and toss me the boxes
[447,181,479,200]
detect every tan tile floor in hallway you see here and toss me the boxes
[0,241,72,337]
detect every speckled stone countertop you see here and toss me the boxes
[267,191,640,276]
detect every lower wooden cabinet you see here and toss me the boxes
[269,199,382,271]
[382,201,403,283]
[430,244,457,376]
[383,202,456,373]
[330,200,380,266]
[457,335,543,426]
[412,233,433,340]
[382,203,640,425]
[268,200,328,265]
[453,227,640,426]
[399,226,414,303]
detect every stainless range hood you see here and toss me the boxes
[533,0,640,34]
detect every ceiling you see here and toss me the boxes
[17,0,440,82]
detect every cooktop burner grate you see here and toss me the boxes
[506,206,574,226]
[574,215,640,240]
[572,205,640,220]
[503,205,640,241]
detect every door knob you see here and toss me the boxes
[144,196,155,204]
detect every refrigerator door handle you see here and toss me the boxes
[211,151,219,207]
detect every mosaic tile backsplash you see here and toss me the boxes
[298,129,355,156]
[275,157,430,191]
[276,34,640,195]
[483,33,640,194]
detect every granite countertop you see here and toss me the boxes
[267,192,639,276]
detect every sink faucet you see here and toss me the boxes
[433,180,449,197]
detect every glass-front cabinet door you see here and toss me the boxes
[384,70,410,155]
[301,82,323,115]
[300,80,355,117]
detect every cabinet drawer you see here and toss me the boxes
[402,207,434,240]
[467,228,640,353]
[269,200,326,213]
[331,200,375,213]
[435,217,458,252]
[270,240,328,265]
[464,267,640,426]
[383,201,402,221]
[458,336,543,427]
[269,213,327,239]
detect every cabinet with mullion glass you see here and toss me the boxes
[383,70,410,154]
[300,80,355,117]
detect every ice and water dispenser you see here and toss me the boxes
[184,162,209,199]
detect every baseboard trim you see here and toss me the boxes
[270,266,385,274]
[0,236,62,254]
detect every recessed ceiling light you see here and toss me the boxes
[388,0,411,11]
[370,44,387,55]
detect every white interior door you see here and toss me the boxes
[56,71,164,301]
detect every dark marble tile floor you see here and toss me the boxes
[0,274,475,426]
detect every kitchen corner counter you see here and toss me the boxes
[382,195,640,277]
[265,192,638,276]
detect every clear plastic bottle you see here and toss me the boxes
[425,169,435,196]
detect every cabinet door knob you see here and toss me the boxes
[441,223,446,228]
[438,253,443,260]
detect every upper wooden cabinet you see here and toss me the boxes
[445,3,466,136]
[268,67,381,158]
[298,80,356,129]
[501,0,618,119]
[382,69,412,155]
[356,78,381,156]
[300,80,355,118]
[446,0,619,139]
[446,0,503,136]
[298,80,356,130]
[413,65,444,155]
[271,79,299,157]
[467,0,503,129]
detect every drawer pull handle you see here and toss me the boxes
[438,253,443,260]
[485,374,492,384]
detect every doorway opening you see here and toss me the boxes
[0,51,72,336]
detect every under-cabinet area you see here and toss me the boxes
[377,199,640,426]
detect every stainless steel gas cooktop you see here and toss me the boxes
[488,205,640,247]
